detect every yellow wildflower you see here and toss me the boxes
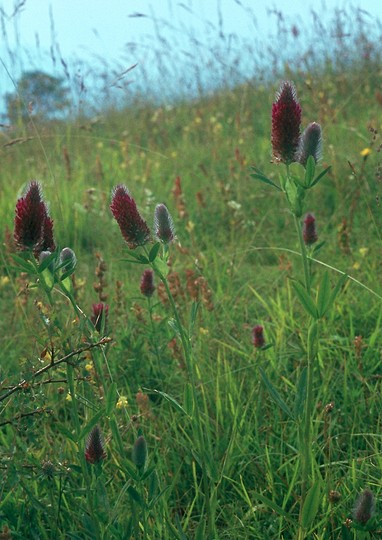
[360,148,371,157]
[116,396,128,409]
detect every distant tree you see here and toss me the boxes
[5,70,71,122]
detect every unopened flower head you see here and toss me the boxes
[91,302,109,333]
[296,122,322,167]
[154,203,175,243]
[85,424,107,464]
[59,247,77,272]
[303,213,318,245]
[353,489,375,525]
[252,325,265,348]
[14,181,56,255]
[271,81,301,164]
[140,269,155,297]
[132,435,148,470]
[110,185,150,249]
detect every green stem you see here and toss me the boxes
[293,214,311,293]
[150,250,215,537]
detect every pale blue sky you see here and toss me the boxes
[0,0,381,107]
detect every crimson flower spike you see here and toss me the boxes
[91,302,109,333]
[110,185,150,249]
[252,325,265,348]
[14,181,56,255]
[296,122,322,167]
[85,425,107,464]
[271,81,301,164]
[140,269,155,297]
[303,213,318,246]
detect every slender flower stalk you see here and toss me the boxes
[271,81,301,164]
[110,185,150,249]
[14,181,56,255]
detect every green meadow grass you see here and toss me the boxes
[1,11,382,539]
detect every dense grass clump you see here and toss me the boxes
[1,3,382,539]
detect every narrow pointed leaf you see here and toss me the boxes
[148,389,191,419]
[292,282,318,319]
[301,481,321,529]
[106,382,117,415]
[250,167,282,191]
[149,242,161,262]
[260,368,294,419]
[294,367,307,419]
[304,155,316,187]
[316,271,331,318]
[327,273,348,312]
[310,165,331,188]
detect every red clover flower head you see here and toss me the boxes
[271,81,301,164]
[353,489,375,525]
[91,302,109,333]
[154,203,175,243]
[303,213,318,246]
[110,185,150,249]
[296,122,322,167]
[14,181,56,255]
[252,325,265,348]
[85,425,107,464]
[140,269,155,297]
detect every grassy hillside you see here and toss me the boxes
[1,8,382,539]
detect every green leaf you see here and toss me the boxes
[311,240,325,256]
[327,273,348,313]
[194,517,207,540]
[183,382,194,417]
[11,253,35,273]
[149,242,161,262]
[316,271,331,318]
[294,367,307,419]
[38,251,57,272]
[259,368,294,420]
[147,388,191,419]
[189,301,199,337]
[301,481,321,529]
[304,155,316,187]
[250,167,282,191]
[292,282,318,319]
[126,251,149,264]
[310,165,331,188]
[155,258,170,277]
[106,382,117,415]
[127,485,143,505]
